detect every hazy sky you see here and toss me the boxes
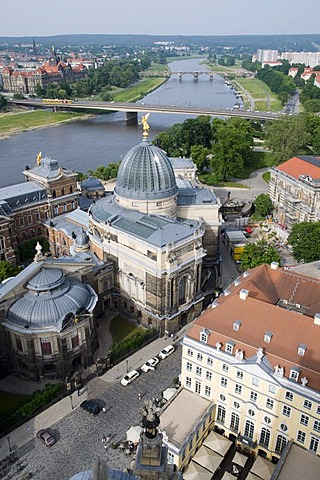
[2,0,320,37]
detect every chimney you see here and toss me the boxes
[314,313,320,326]
[270,262,279,270]
[239,289,249,300]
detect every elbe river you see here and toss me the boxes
[0,59,238,187]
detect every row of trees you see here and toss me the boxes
[76,163,120,182]
[256,66,296,105]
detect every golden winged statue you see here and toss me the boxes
[36,151,42,166]
[140,113,150,138]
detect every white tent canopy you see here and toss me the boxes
[203,430,232,456]
[163,387,177,402]
[232,451,248,468]
[183,461,212,480]
[222,473,235,480]
[126,425,143,444]
[193,445,223,473]
[250,456,275,480]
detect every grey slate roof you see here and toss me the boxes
[176,178,218,206]
[0,181,47,212]
[115,139,178,201]
[90,196,200,247]
[170,157,196,170]
[26,156,74,179]
[81,176,104,191]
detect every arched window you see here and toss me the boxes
[52,190,56,198]
[70,186,73,194]
[244,420,254,439]
[179,276,187,305]
[62,188,65,196]
[217,405,226,424]
[275,435,287,455]
[230,413,240,432]
[260,428,270,449]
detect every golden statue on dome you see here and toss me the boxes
[36,151,42,166]
[140,113,150,139]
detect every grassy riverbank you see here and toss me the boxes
[0,110,88,139]
[235,77,282,111]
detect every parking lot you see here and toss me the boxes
[1,345,182,480]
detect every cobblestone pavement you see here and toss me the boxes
[0,345,182,480]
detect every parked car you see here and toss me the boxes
[141,357,159,372]
[36,429,56,447]
[243,227,253,234]
[80,400,101,415]
[159,345,175,359]
[121,369,140,386]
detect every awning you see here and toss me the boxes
[232,451,248,468]
[193,445,223,473]
[203,430,232,456]
[222,473,235,480]
[250,456,275,480]
[126,425,143,444]
[183,461,213,480]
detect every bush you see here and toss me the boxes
[109,328,157,363]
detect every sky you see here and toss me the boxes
[2,0,320,37]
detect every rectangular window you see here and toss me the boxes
[40,338,52,356]
[186,362,192,371]
[206,371,212,381]
[221,377,227,387]
[222,363,229,372]
[313,420,320,432]
[297,430,306,444]
[200,333,208,342]
[250,391,257,402]
[205,386,211,397]
[310,436,319,453]
[15,335,23,352]
[167,451,175,464]
[290,370,299,381]
[266,398,274,410]
[19,217,24,226]
[300,414,309,426]
[304,399,312,410]
[283,405,291,417]
[252,377,259,387]
[226,343,233,353]
[235,384,242,395]
[187,348,193,357]
[28,215,32,224]
[285,391,293,401]
[195,381,201,394]
[197,353,203,362]
[207,357,213,366]
[71,334,79,349]
[186,377,191,388]
[268,384,276,394]
[196,366,202,377]
[236,370,243,379]
[317,405,320,415]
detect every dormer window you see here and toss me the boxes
[264,331,273,343]
[290,367,301,382]
[200,329,210,343]
[226,341,235,354]
[298,344,307,356]
[233,320,241,332]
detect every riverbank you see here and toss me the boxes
[0,110,93,140]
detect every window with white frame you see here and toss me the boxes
[244,420,254,439]
[236,370,243,379]
[186,377,192,388]
[252,377,259,387]
[297,430,306,444]
[285,391,293,401]
[221,377,227,387]
[206,371,212,381]
[290,369,300,381]
[167,451,175,463]
[250,391,257,402]
[268,384,276,394]
[309,436,319,454]
[317,405,320,415]
[266,398,274,410]
[195,380,201,394]
[260,428,270,449]
[187,348,193,357]
[217,405,226,423]
[300,414,309,426]
[235,384,242,395]
[197,353,203,361]
[313,420,320,432]
[283,405,291,417]
[303,399,312,410]
[200,331,208,343]
[196,366,202,376]
[275,435,287,455]
[207,357,213,366]
[230,412,240,432]
[205,386,211,397]
[298,344,306,356]
[264,331,272,343]
[222,363,229,372]
[226,342,234,354]
[186,362,192,371]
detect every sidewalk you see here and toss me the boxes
[0,322,192,461]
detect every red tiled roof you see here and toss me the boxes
[277,156,320,180]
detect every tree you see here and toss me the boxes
[190,145,210,173]
[0,94,7,111]
[288,222,320,262]
[240,240,281,270]
[254,194,273,217]
[0,261,22,282]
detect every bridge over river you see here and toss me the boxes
[9,99,281,124]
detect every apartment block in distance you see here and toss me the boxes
[268,156,320,229]
[180,263,320,463]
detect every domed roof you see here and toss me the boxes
[81,176,104,191]
[7,268,96,330]
[114,140,178,201]
[75,230,89,247]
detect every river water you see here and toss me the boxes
[0,59,237,187]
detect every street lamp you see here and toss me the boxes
[126,360,129,373]
[70,395,74,410]
[7,436,12,453]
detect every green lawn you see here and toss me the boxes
[0,110,85,136]
[0,391,29,424]
[113,77,167,103]
[239,151,270,179]
[263,171,271,183]
[147,63,169,73]
[109,315,144,344]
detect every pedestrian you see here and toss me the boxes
[138,393,141,401]
[77,388,81,396]
[102,436,106,443]
[102,406,106,413]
